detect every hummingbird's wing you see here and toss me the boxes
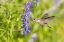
[44,16,55,22]
[41,13,48,19]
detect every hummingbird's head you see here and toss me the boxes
[33,18,40,22]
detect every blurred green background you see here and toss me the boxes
[0,0,64,42]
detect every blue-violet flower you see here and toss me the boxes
[28,33,36,42]
[21,2,32,35]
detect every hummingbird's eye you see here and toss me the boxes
[34,19,35,20]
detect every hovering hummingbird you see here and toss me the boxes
[33,13,55,28]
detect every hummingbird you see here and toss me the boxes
[33,13,55,28]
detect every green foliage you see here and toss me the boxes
[0,0,64,42]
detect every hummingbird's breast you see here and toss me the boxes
[38,20,45,26]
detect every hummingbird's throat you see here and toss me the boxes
[36,20,40,22]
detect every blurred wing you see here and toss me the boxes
[44,16,55,22]
[41,13,48,19]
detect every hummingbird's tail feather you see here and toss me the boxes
[47,26,51,28]
[44,23,51,28]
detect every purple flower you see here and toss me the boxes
[33,0,39,2]
[51,0,58,6]
[28,33,36,42]
[21,2,32,35]
[47,0,58,13]
[24,2,32,8]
